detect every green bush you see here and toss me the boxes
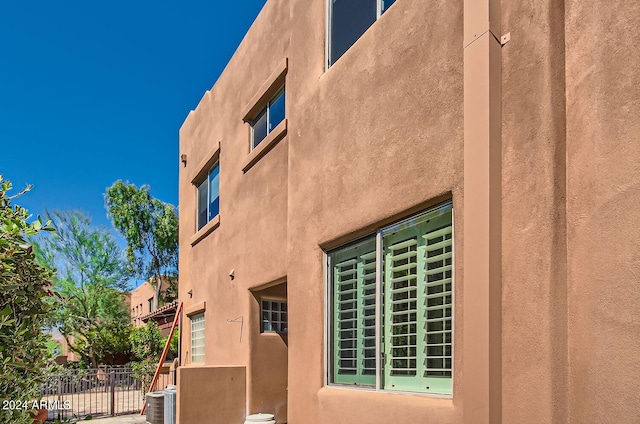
[130,321,164,395]
[0,176,56,424]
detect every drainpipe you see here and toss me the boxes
[462,0,503,422]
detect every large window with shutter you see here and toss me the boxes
[327,202,453,395]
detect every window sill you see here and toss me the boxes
[242,119,287,173]
[190,215,220,246]
[322,384,453,400]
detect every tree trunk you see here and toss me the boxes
[154,273,162,310]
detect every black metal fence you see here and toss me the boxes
[40,366,144,421]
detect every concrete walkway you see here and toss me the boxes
[89,414,147,423]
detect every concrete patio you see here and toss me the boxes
[88,414,147,423]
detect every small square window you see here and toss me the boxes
[196,162,220,230]
[261,299,288,333]
[251,87,285,149]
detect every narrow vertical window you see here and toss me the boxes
[190,312,205,364]
[196,162,220,231]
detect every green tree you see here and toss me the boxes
[130,321,164,394]
[38,210,133,368]
[0,176,56,424]
[105,181,178,308]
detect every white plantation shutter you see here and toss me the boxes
[331,237,376,385]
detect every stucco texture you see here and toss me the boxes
[565,0,640,422]
[176,0,640,422]
[285,0,464,422]
[501,0,568,422]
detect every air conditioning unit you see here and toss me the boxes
[146,391,165,424]
[164,385,177,424]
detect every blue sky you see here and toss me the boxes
[0,0,266,235]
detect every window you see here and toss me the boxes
[196,162,220,230]
[261,300,288,333]
[251,87,285,149]
[190,312,205,363]
[328,0,396,66]
[148,298,153,313]
[327,202,453,395]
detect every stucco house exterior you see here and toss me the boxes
[176,0,640,423]
[129,277,178,337]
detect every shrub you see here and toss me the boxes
[0,177,56,424]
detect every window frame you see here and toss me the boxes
[325,202,454,397]
[251,86,286,150]
[326,0,397,68]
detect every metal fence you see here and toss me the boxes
[40,366,144,421]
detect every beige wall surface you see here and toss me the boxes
[129,281,155,326]
[500,0,568,422]
[177,0,290,419]
[248,283,288,422]
[285,0,464,422]
[177,366,246,424]
[177,0,640,422]
[565,0,640,422]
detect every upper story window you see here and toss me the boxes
[251,87,285,149]
[328,0,396,66]
[148,298,153,313]
[327,202,453,395]
[196,162,220,231]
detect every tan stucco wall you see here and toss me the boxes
[130,281,154,325]
[248,283,287,422]
[177,0,640,422]
[285,0,464,422]
[500,0,568,422]
[177,366,246,424]
[177,1,290,420]
[564,0,640,422]
[130,278,170,326]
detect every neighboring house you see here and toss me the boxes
[177,1,640,424]
[129,277,177,336]
[47,328,80,364]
